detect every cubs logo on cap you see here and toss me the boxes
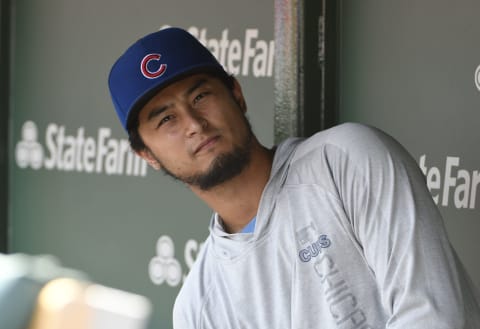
[108,27,227,131]
[140,54,167,79]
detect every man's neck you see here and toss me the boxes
[190,142,274,233]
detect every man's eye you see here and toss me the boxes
[157,115,173,127]
[193,92,208,104]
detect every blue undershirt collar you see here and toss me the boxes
[241,216,257,233]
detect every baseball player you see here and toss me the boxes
[108,27,480,328]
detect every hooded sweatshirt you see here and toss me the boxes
[173,123,480,329]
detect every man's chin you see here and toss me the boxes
[185,148,251,190]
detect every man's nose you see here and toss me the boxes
[184,108,207,136]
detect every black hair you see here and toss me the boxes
[127,71,236,152]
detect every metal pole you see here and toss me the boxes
[0,0,11,252]
[274,0,338,143]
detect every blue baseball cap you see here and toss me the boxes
[108,27,228,130]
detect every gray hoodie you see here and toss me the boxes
[173,123,480,329]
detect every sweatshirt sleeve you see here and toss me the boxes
[328,123,480,328]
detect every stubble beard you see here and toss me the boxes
[157,120,254,191]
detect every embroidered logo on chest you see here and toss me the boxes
[296,222,331,262]
[298,234,331,262]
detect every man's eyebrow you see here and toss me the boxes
[185,78,208,97]
[147,105,169,122]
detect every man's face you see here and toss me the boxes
[136,73,254,190]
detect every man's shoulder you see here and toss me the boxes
[280,122,415,185]
[292,122,393,161]
[173,236,214,325]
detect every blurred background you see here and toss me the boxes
[1,1,479,328]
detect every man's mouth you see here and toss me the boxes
[194,136,220,155]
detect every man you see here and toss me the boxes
[109,27,480,328]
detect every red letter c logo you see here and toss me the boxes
[141,54,167,79]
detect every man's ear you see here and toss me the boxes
[232,78,247,113]
[135,149,162,170]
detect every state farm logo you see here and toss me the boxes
[420,155,479,210]
[14,120,147,177]
[475,64,480,91]
[149,235,204,287]
[160,25,275,78]
[15,121,44,169]
[149,236,182,287]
